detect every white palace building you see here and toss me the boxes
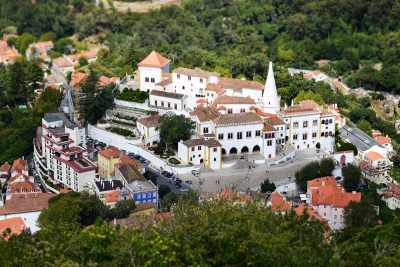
[118,51,336,169]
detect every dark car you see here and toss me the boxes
[175,183,182,188]
[162,171,173,178]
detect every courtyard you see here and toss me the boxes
[180,149,329,194]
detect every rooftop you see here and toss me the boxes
[220,77,264,91]
[307,176,337,188]
[10,158,27,173]
[189,107,220,122]
[99,146,121,159]
[365,151,385,161]
[127,180,156,193]
[118,163,145,184]
[340,125,384,152]
[95,180,123,192]
[172,67,219,78]
[311,185,361,208]
[268,192,291,212]
[138,51,170,68]
[150,90,185,100]
[213,112,263,126]
[215,95,255,105]
[137,115,160,128]
[53,57,73,68]
[0,194,53,215]
[0,217,28,237]
[182,138,221,148]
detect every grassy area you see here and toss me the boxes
[115,88,148,103]
[106,127,136,137]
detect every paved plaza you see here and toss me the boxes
[180,149,330,194]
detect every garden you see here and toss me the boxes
[115,88,149,103]
[106,127,136,137]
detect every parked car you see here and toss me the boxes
[180,188,189,192]
[191,170,200,177]
[143,160,151,166]
[162,171,173,178]
[185,180,193,185]
[175,183,182,188]
[176,178,182,183]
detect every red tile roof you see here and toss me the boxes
[0,162,11,172]
[365,151,384,161]
[137,115,160,128]
[0,217,28,238]
[99,146,121,159]
[216,95,255,105]
[53,57,73,68]
[375,135,392,145]
[105,190,119,203]
[269,192,291,212]
[70,72,88,87]
[294,203,326,222]
[307,176,336,188]
[220,77,264,91]
[0,194,53,215]
[7,181,41,194]
[311,185,361,208]
[120,155,144,170]
[10,159,28,173]
[138,51,170,68]
[8,173,30,184]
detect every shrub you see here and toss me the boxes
[168,158,181,165]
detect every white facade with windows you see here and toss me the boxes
[178,139,222,170]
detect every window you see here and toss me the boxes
[303,121,308,128]
[246,131,252,138]
[200,78,203,83]
[267,140,272,146]
[313,120,318,126]
[188,75,191,80]
[214,158,216,161]
[198,146,202,150]
[182,86,185,90]
[240,108,245,113]
[293,122,299,128]
[207,93,209,96]
[293,134,298,140]
[177,74,180,79]
[312,132,317,138]
[167,102,171,108]
[203,127,209,134]
[174,104,177,109]
[228,133,233,139]
[154,100,158,106]
[213,148,217,152]
[322,120,325,124]
[321,132,324,137]
[329,131,333,136]
[329,119,333,123]
[150,78,155,83]
[145,77,149,82]
[302,133,308,140]
[255,130,261,137]
[237,132,243,139]
[161,101,164,106]
[228,109,233,114]
[218,133,224,140]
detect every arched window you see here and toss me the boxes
[321,120,325,124]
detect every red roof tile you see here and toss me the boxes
[0,217,28,237]
[99,146,121,159]
[10,159,27,173]
[138,51,170,68]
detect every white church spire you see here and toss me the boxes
[262,62,280,114]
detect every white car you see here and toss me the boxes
[191,170,200,177]
[180,188,189,192]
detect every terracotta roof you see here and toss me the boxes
[215,189,252,202]
[215,95,255,105]
[365,151,384,161]
[0,162,11,172]
[299,100,321,109]
[294,203,326,222]
[53,57,73,68]
[133,202,156,212]
[162,72,172,78]
[182,138,221,148]
[375,135,392,145]
[217,106,226,110]
[220,77,264,91]
[10,159,27,173]
[0,217,28,237]
[156,78,172,86]
[265,116,284,125]
[262,123,276,132]
[105,191,119,203]
[307,176,336,188]
[311,185,361,207]
[120,155,144,170]
[98,75,119,86]
[67,49,99,61]
[189,107,220,122]
[150,90,185,99]
[138,51,170,68]
[99,146,121,159]
[269,192,291,212]
[333,80,345,91]
[70,72,88,87]
[196,99,208,104]
[137,115,160,128]
[9,173,30,184]
[213,112,263,126]
[0,194,53,215]
[172,67,219,78]
[206,83,222,91]
[7,181,41,194]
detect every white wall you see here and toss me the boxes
[139,66,162,92]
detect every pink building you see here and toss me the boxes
[307,177,361,231]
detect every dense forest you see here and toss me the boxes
[1,191,400,266]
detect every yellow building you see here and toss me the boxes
[98,146,121,178]
[131,202,157,216]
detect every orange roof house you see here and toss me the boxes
[138,51,170,68]
[268,192,291,212]
[375,135,392,145]
[99,146,121,159]
[0,217,28,238]
[70,72,88,87]
[10,159,28,174]
[364,151,385,161]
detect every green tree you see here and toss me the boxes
[357,119,373,136]
[344,200,379,228]
[158,184,171,199]
[110,200,136,219]
[342,165,361,192]
[337,142,358,156]
[260,178,276,193]
[159,113,193,148]
[295,159,335,191]
[14,32,36,53]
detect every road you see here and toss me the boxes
[145,166,188,194]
